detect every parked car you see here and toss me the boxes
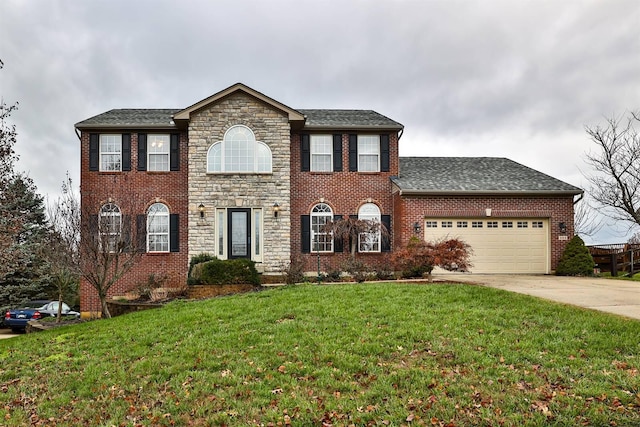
[4,300,80,332]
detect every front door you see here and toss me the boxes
[228,208,251,259]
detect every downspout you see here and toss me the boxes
[75,127,82,141]
[573,192,584,205]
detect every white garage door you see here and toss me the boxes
[423,218,550,274]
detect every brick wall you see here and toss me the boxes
[392,192,576,271]
[290,132,400,273]
[79,130,189,314]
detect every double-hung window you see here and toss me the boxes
[100,135,122,171]
[99,203,121,252]
[357,135,380,172]
[147,203,169,252]
[147,135,170,171]
[358,203,381,252]
[310,135,332,172]
[311,203,333,252]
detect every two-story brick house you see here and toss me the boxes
[76,83,581,315]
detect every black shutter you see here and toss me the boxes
[380,134,390,172]
[122,133,131,171]
[333,134,342,172]
[333,214,343,252]
[350,214,358,253]
[121,215,132,252]
[170,214,179,252]
[89,214,99,245]
[170,134,180,171]
[348,134,358,171]
[381,215,391,252]
[137,134,147,171]
[301,215,311,253]
[89,134,99,171]
[301,134,310,172]
[136,214,146,253]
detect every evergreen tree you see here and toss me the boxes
[0,173,53,310]
[556,235,595,276]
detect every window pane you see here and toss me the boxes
[147,203,169,252]
[358,135,380,172]
[311,135,332,172]
[311,203,333,252]
[358,203,381,253]
[148,135,169,171]
[100,135,122,172]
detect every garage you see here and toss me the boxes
[423,218,550,274]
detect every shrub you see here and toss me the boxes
[342,257,372,283]
[134,274,168,300]
[391,236,473,278]
[556,235,595,276]
[280,256,306,285]
[199,258,261,286]
[188,253,217,279]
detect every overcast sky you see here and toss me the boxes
[1,0,639,244]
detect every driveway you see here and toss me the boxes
[0,328,20,340]
[434,274,640,321]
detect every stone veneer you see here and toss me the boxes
[187,92,291,274]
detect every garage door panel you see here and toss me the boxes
[424,218,549,274]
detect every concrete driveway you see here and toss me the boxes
[0,328,20,340]
[434,274,640,321]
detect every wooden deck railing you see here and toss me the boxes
[588,243,640,276]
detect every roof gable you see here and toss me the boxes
[173,83,305,125]
[392,157,582,196]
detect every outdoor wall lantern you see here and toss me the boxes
[273,202,280,218]
[198,203,205,218]
[559,222,567,234]
[413,221,422,234]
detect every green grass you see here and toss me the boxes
[600,271,640,281]
[1,283,639,426]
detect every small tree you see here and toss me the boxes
[555,235,595,276]
[322,216,389,257]
[391,236,473,279]
[46,173,81,321]
[71,177,148,318]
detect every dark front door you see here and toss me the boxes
[228,208,251,259]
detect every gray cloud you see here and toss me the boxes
[1,0,639,243]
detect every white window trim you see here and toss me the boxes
[147,134,170,172]
[311,203,334,253]
[147,203,169,253]
[358,203,381,253]
[310,134,333,172]
[207,125,272,174]
[357,135,380,172]
[99,134,122,172]
[99,203,121,253]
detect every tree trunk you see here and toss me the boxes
[100,293,111,318]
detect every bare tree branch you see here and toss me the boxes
[583,111,640,226]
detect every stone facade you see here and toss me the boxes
[187,92,291,274]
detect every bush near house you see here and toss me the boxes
[556,235,595,276]
[391,236,472,278]
[191,258,261,286]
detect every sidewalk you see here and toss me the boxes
[435,274,640,321]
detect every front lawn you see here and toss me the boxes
[1,283,639,426]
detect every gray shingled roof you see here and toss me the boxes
[297,109,403,130]
[392,157,582,195]
[75,109,180,129]
[76,108,403,130]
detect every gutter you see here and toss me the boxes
[396,189,583,197]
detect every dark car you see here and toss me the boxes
[4,300,80,332]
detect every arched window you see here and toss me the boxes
[99,203,121,253]
[147,203,169,252]
[207,125,272,173]
[311,203,333,252]
[358,203,381,252]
